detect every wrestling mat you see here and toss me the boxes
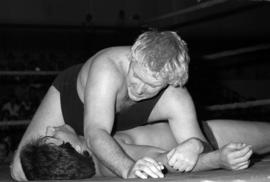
[1,157,270,182]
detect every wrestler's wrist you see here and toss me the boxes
[156,152,168,165]
[124,160,136,179]
[213,149,225,169]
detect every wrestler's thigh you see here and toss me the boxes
[206,119,270,153]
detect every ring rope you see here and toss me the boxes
[0,71,59,76]
[0,120,30,126]
[1,98,270,127]
[206,98,270,111]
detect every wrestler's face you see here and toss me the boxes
[45,124,88,154]
[127,61,166,101]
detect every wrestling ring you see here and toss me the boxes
[1,0,270,181]
[1,97,270,182]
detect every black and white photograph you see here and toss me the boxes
[0,0,270,181]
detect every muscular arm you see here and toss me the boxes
[83,60,135,178]
[148,87,216,171]
[159,150,222,172]
[86,128,135,177]
[155,88,251,171]
[193,150,221,171]
[151,87,207,143]
[116,140,217,173]
[149,87,208,148]
[120,141,251,173]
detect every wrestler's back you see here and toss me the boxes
[116,122,178,151]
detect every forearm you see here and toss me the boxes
[158,138,216,173]
[87,130,134,178]
[156,138,206,173]
[121,141,220,173]
[154,150,222,173]
[192,150,221,171]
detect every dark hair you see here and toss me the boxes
[20,137,96,180]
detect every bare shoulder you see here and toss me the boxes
[162,86,191,104]
[159,87,193,113]
[86,46,131,66]
[149,86,193,121]
[80,46,131,88]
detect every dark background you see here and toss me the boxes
[0,0,270,152]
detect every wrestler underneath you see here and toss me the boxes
[20,121,253,180]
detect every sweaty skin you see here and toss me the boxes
[44,123,253,177]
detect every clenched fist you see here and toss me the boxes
[167,138,203,172]
[219,142,253,170]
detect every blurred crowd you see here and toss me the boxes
[0,50,88,121]
[0,136,13,164]
[0,49,90,158]
[0,50,86,71]
[0,84,46,121]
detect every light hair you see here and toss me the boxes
[131,31,190,87]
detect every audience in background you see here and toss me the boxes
[0,136,13,164]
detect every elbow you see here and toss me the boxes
[84,128,110,148]
[190,137,213,153]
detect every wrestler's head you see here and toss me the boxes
[127,31,190,101]
[20,125,95,180]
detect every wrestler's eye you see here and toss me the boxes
[148,84,157,89]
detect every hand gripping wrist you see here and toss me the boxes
[193,137,213,153]
[189,137,210,154]
[123,160,136,179]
